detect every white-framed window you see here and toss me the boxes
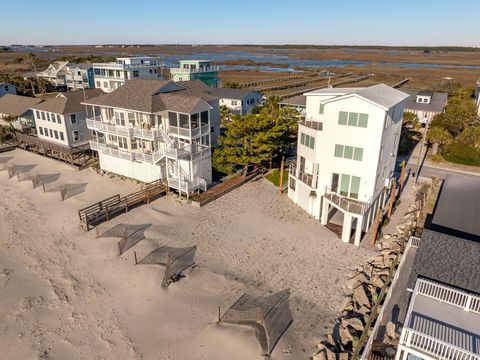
[38,126,43,135]
[118,136,128,149]
[54,130,59,139]
[319,103,325,114]
[49,129,53,137]
[338,111,368,128]
[72,130,80,141]
[334,144,363,161]
[35,110,40,119]
[332,172,361,199]
[70,114,77,124]
[300,132,315,150]
[96,81,100,88]
[56,114,62,124]
[232,100,238,106]
[41,112,46,120]
[59,132,64,141]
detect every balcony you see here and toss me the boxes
[86,117,162,140]
[289,163,317,188]
[90,140,165,164]
[323,188,370,215]
[168,176,207,195]
[169,124,210,138]
[170,66,220,73]
[300,120,323,131]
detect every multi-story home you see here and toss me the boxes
[208,88,262,115]
[37,61,95,90]
[83,79,217,196]
[170,60,219,87]
[403,91,448,125]
[395,174,480,360]
[92,57,164,93]
[30,89,104,147]
[0,82,17,97]
[0,94,44,131]
[288,84,409,246]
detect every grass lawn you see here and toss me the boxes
[265,169,289,187]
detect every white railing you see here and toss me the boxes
[323,186,371,215]
[416,278,480,314]
[90,140,161,164]
[132,127,161,140]
[408,236,421,248]
[288,163,317,188]
[170,66,220,73]
[167,176,207,195]
[86,118,133,137]
[400,328,480,360]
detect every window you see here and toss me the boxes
[47,113,51,122]
[59,132,64,141]
[337,173,361,199]
[114,111,125,126]
[133,70,139,78]
[56,114,61,124]
[103,81,108,88]
[44,128,48,137]
[191,113,199,128]
[36,110,40,119]
[41,112,46,120]
[334,144,363,161]
[54,130,59,139]
[338,111,368,128]
[70,114,77,124]
[168,112,178,127]
[289,177,296,191]
[211,126,215,133]
[179,114,189,128]
[5,85,8,91]
[39,127,43,135]
[300,132,315,150]
[49,129,53,137]
[319,103,325,114]
[232,100,238,106]
[201,111,209,125]
[118,136,128,149]
[96,81,101,88]
[72,130,80,141]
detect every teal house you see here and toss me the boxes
[170,60,219,87]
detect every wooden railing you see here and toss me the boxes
[400,328,480,360]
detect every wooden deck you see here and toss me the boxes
[16,132,95,169]
[78,179,167,231]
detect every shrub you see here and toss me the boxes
[442,143,480,166]
[430,154,443,162]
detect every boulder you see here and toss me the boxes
[357,305,371,315]
[353,285,370,306]
[338,353,349,360]
[347,272,369,289]
[312,349,327,360]
[371,276,385,288]
[338,326,353,346]
[341,317,364,332]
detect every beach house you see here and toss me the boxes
[403,91,448,125]
[30,89,104,147]
[0,82,17,97]
[287,84,409,246]
[0,94,44,131]
[92,57,164,93]
[37,61,95,90]
[170,60,219,87]
[208,87,262,115]
[83,79,217,196]
[395,175,480,360]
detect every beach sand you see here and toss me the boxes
[0,149,375,359]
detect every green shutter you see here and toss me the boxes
[319,103,325,114]
[350,176,361,199]
[348,112,358,126]
[300,133,305,145]
[354,147,363,161]
[334,144,344,157]
[338,111,348,125]
[358,114,368,128]
[344,146,354,159]
[340,174,350,196]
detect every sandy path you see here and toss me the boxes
[0,149,374,359]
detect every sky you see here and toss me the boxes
[2,0,479,46]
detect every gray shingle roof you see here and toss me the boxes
[31,89,104,115]
[408,229,480,294]
[83,79,214,114]
[206,87,259,100]
[404,91,448,113]
[279,95,306,107]
[431,174,480,238]
[0,94,44,117]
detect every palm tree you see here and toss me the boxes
[265,95,281,116]
[427,126,452,155]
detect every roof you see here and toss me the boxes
[279,95,307,107]
[431,174,480,239]
[0,94,43,117]
[31,89,104,114]
[404,91,448,113]
[37,61,69,77]
[206,87,259,100]
[407,229,480,294]
[83,79,213,114]
[309,84,409,110]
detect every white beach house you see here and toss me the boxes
[83,79,216,196]
[208,87,262,115]
[30,89,104,147]
[288,84,409,246]
[93,57,164,93]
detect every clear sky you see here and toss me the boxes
[2,0,479,46]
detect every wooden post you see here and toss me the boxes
[105,205,110,221]
[387,180,397,219]
[125,197,128,212]
[370,208,382,246]
[398,161,406,196]
[218,306,221,323]
[278,156,285,194]
[134,251,138,265]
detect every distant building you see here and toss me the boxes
[475,80,480,116]
[92,57,164,93]
[83,79,216,195]
[37,61,95,90]
[207,88,262,115]
[170,60,219,87]
[288,84,409,246]
[396,174,480,360]
[0,94,44,131]
[279,95,307,116]
[30,89,104,147]
[0,83,17,97]
[403,91,448,125]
